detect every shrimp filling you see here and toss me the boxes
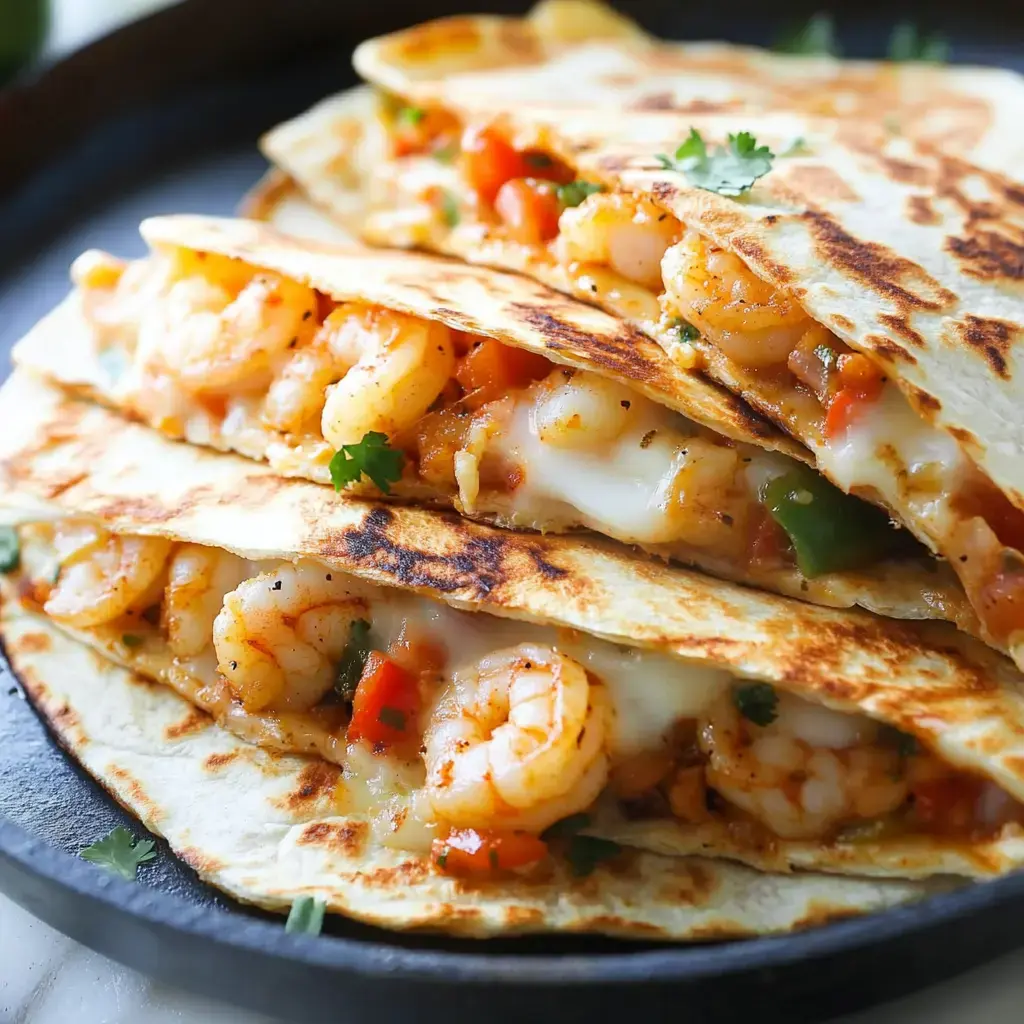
[13,519,1024,875]
[74,243,899,584]
[367,107,1024,648]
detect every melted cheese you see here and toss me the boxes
[817,383,966,543]
[490,382,693,542]
[366,592,731,757]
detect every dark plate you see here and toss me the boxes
[1,3,1023,1022]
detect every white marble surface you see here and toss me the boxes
[4,1,1024,1022]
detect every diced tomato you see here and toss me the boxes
[432,827,548,876]
[910,774,987,836]
[347,652,421,751]
[415,405,473,486]
[460,125,532,205]
[823,353,885,440]
[824,386,876,440]
[455,337,552,408]
[747,506,789,569]
[494,178,563,245]
[518,150,576,185]
[836,352,884,392]
[387,634,448,677]
[390,107,460,159]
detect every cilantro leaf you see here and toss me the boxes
[80,826,157,881]
[335,619,372,702]
[439,189,460,227]
[285,895,326,935]
[733,682,778,727]
[556,180,604,209]
[566,835,621,878]
[775,13,841,56]
[887,22,948,63]
[0,526,20,573]
[122,634,144,649]
[669,317,701,342]
[377,705,407,730]
[656,129,774,197]
[398,105,425,126]
[329,432,405,494]
[541,812,592,840]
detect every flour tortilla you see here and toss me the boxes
[350,0,1024,176]
[14,214,986,636]
[5,373,1024,881]
[1,598,942,938]
[269,66,1024,512]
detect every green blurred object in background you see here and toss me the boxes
[0,0,49,84]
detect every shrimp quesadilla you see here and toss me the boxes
[13,214,985,645]
[264,66,1024,674]
[4,374,1024,885]
[2,601,937,938]
[342,0,1024,176]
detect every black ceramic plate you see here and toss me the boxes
[2,3,1024,1022]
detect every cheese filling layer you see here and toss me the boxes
[367,109,1024,648]
[73,244,877,585]
[15,520,1023,875]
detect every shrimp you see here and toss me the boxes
[44,521,173,628]
[699,688,908,840]
[423,643,610,832]
[318,305,456,449]
[531,370,636,451]
[557,191,680,291]
[213,562,370,713]
[162,544,253,658]
[136,263,318,396]
[661,232,811,368]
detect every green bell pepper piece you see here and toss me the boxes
[762,465,898,577]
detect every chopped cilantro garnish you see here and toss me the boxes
[775,13,841,56]
[439,189,460,227]
[377,705,407,731]
[887,22,948,63]
[541,812,592,840]
[566,835,621,878]
[285,895,326,936]
[122,634,144,649]
[80,826,156,881]
[489,848,500,869]
[436,847,450,868]
[329,431,404,494]
[669,317,701,342]
[733,682,778,727]
[556,180,604,208]
[656,129,774,197]
[398,105,426,126]
[335,619,372,702]
[0,526,20,573]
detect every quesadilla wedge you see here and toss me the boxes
[14,215,980,638]
[2,602,941,939]
[334,1,1024,178]
[264,74,1024,672]
[5,374,1024,881]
